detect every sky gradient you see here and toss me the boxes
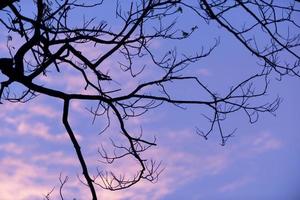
[0,1,300,200]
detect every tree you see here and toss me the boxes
[0,0,299,199]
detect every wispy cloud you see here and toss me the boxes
[0,155,92,200]
[0,142,25,154]
[0,157,58,200]
[16,121,68,142]
[251,131,282,153]
[0,76,286,200]
[0,100,68,142]
[218,176,254,193]
[0,42,8,54]
[0,127,286,199]
[83,142,231,200]
[230,131,283,158]
[197,68,212,76]
[27,104,59,118]
[31,151,77,166]
[0,98,59,120]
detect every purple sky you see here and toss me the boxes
[0,1,300,199]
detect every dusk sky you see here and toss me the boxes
[0,1,299,200]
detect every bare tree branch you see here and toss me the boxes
[0,0,299,199]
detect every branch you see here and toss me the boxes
[62,99,98,200]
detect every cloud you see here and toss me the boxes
[0,101,74,143]
[132,129,283,198]
[37,70,101,96]
[251,131,282,153]
[0,42,8,54]
[218,176,254,193]
[0,98,59,120]
[0,156,93,200]
[0,142,25,154]
[0,127,283,199]
[27,104,59,118]
[0,77,286,200]
[197,68,212,76]
[31,151,78,166]
[99,177,173,200]
[229,131,283,159]
[118,148,227,199]
[0,157,58,200]
[16,121,68,142]
[82,141,231,200]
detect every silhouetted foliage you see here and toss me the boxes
[0,0,299,199]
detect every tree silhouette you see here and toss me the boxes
[0,0,299,199]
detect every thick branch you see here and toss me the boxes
[62,99,97,200]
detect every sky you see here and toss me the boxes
[0,1,300,200]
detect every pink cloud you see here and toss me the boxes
[87,143,230,200]
[27,104,59,118]
[0,157,90,200]
[0,98,58,120]
[0,42,8,53]
[37,71,100,95]
[0,126,277,199]
[251,132,282,153]
[16,121,68,142]
[197,68,212,76]
[0,157,58,200]
[218,176,254,193]
[0,142,24,154]
[31,151,78,166]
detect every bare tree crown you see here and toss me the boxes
[0,0,299,199]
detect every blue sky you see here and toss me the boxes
[0,1,300,199]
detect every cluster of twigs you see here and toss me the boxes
[0,0,299,199]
